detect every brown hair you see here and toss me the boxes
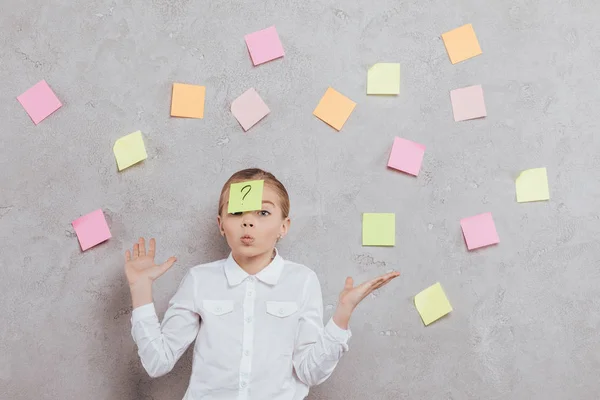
[218,168,290,218]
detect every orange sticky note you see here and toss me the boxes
[313,87,356,131]
[171,83,205,118]
[441,24,482,64]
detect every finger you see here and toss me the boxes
[369,275,400,293]
[154,257,177,278]
[133,243,139,259]
[344,277,354,290]
[138,237,146,257]
[148,238,156,258]
[125,250,131,262]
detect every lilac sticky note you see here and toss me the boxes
[387,137,426,176]
[17,80,63,125]
[72,209,112,251]
[231,88,270,131]
[244,26,285,66]
[460,212,499,250]
[450,85,486,122]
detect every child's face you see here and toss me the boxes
[217,184,290,258]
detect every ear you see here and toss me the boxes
[216,215,225,236]
[279,217,291,239]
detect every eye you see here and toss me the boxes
[230,212,243,216]
[259,210,271,216]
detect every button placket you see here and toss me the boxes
[238,276,256,399]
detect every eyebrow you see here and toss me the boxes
[262,200,276,207]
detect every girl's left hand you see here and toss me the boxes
[338,271,401,311]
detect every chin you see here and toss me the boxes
[233,244,265,257]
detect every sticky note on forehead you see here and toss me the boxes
[228,180,265,213]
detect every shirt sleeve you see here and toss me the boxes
[130,270,200,378]
[292,271,352,387]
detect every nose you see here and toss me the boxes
[241,213,255,228]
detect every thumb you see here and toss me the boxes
[153,256,177,278]
[344,277,354,289]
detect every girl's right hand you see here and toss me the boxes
[124,237,177,288]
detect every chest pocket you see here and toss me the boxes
[203,300,234,316]
[266,301,298,318]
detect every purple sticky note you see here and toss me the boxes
[72,209,112,251]
[244,26,285,66]
[450,85,486,122]
[17,80,63,125]
[231,88,270,131]
[460,212,499,250]
[387,137,426,176]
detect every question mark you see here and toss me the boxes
[241,184,252,203]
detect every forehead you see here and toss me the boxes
[224,181,281,205]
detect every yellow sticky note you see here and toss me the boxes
[113,131,147,171]
[313,87,356,131]
[362,213,395,246]
[441,24,482,64]
[414,282,453,326]
[516,167,550,203]
[171,83,206,118]
[228,180,264,213]
[367,63,400,95]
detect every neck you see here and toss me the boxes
[232,248,276,275]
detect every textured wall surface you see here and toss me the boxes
[2,0,600,399]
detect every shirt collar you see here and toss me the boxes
[223,248,284,286]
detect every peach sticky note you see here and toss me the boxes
[245,26,285,66]
[113,131,148,171]
[367,63,400,95]
[450,85,486,122]
[72,209,111,251]
[516,168,550,203]
[441,23,482,64]
[171,83,205,118]
[313,87,356,131]
[231,88,270,131]
[460,212,499,250]
[387,137,425,176]
[17,80,62,125]
[362,213,395,246]
[414,282,453,326]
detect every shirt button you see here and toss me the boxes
[247,291,253,296]
[216,306,222,312]
[244,350,250,356]
[278,308,285,315]
[240,381,247,388]
[245,316,253,323]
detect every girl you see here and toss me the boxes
[125,168,400,400]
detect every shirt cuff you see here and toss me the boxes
[325,318,352,343]
[131,303,157,323]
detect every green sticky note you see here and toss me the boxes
[362,213,395,246]
[367,63,400,95]
[113,130,148,171]
[228,180,264,213]
[414,282,453,326]
[516,167,550,203]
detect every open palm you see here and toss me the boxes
[124,237,177,287]
[338,271,401,310]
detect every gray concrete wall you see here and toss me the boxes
[2,0,600,399]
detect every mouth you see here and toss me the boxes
[240,235,254,245]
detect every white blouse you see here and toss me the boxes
[130,249,351,400]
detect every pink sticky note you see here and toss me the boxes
[245,26,285,66]
[450,85,486,122]
[387,137,426,176]
[231,88,270,131]
[72,209,112,251]
[17,80,63,125]
[460,212,499,250]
